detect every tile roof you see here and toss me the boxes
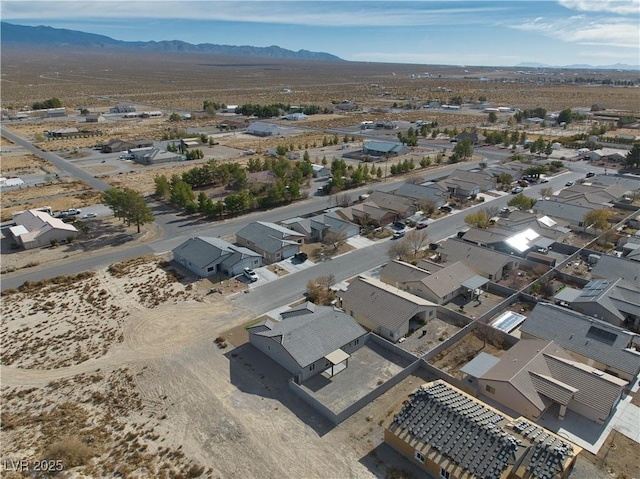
[520,303,640,377]
[388,380,580,479]
[247,305,365,368]
[380,260,432,288]
[429,239,516,278]
[368,191,415,215]
[338,276,436,332]
[590,254,640,284]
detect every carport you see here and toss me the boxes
[323,349,350,377]
[461,275,489,298]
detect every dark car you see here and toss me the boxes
[440,205,453,213]
[294,252,308,262]
[586,172,595,178]
[393,221,406,230]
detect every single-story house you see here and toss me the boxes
[553,278,640,329]
[428,238,520,281]
[172,236,263,277]
[379,260,434,289]
[281,213,358,242]
[439,169,495,198]
[586,148,628,163]
[10,209,77,249]
[533,199,596,230]
[311,164,330,178]
[236,221,304,263]
[362,141,410,158]
[455,131,485,145]
[101,138,153,153]
[180,138,201,149]
[393,182,448,208]
[129,147,183,165]
[367,191,416,218]
[338,276,437,343]
[247,302,366,383]
[385,380,581,479]
[519,303,640,382]
[47,127,79,138]
[471,339,627,424]
[339,202,397,227]
[404,261,486,305]
[246,123,281,137]
[85,113,106,123]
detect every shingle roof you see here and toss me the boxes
[520,303,640,377]
[414,261,480,299]
[590,254,640,284]
[481,339,626,415]
[363,141,406,154]
[247,305,365,368]
[380,260,431,288]
[533,199,594,223]
[394,182,448,204]
[368,191,414,214]
[236,221,304,254]
[338,276,436,332]
[430,239,515,278]
[172,236,260,269]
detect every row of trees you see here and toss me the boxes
[32,97,62,110]
[102,188,154,233]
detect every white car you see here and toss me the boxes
[243,267,258,282]
[82,213,97,218]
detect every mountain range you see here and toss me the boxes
[0,22,344,62]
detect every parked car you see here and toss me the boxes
[393,221,406,230]
[392,231,405,240]
[439,205,452,213]
[416,221,429,230]
[82,213,97,218]
[511,187,524,194]
[243,267,258,282]
[586,172,595,178]
[294,252,308,262]
[565,180,574,187]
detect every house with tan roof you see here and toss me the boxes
[9,209,78,249]
[379,260,436,289]
[367,191,416,218]
[465,339,627,424]
[236,221,304,263]
[338,276,437,342]
[403,261,487,305]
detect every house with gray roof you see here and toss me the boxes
[590,254,640,285]
[236,221,304,263]
[554,278,640,329]
[338,276,437,343]
[338,202,397,226]
[393,181,448,208]
[404,261,486,305]
[246,122,281,137]
[472,339,627,424]
[172,236,262,277]
[439,169,495,198]
[362,141,409,158]
[519,303,640,382]
[368,191,416,218]
[281,213,358,242]
[430,238,521,281]
[247,303,366,383]
[379,260,433,289]
[533,199,595,230]
[129,147,183,165]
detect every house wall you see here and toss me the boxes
[567,396,618,425]
[384,429,443,478]
[173,254,213,278]
[570,303,624,328]
[341,300,408,343]
[225,256,262,277]
[478,380,542,421]
[249,334,301,377]
[21,229,76,250]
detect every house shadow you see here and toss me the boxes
[359,442,425,479]
[225,343,334,436]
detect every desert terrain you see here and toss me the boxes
[1,45,639,478]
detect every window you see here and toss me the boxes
[207,266,215,272]
[429,310,434,317]
[354,338,359,345]
[414,450,424,464]
[486,385,496,394]
[309,364,315,371]
[440,469,451,479]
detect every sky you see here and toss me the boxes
[2,0,639,67]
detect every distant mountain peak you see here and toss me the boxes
[516,61,639,71]
[0,22,344,62]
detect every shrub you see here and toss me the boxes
[43,436,94,467]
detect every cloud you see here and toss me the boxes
[1,1,507,27]
[512,15,639,49]
[558,0,640,15]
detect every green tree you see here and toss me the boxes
[625,142,640,168]
[464,211,490,229]
[102,188,154,233]
[453,137,473,160]
[170,180,195,208]
[583,209,613,234]
[488,112,498,124]
[169,113,182,122]
[557,108,575,125]
[154,175,170,199]
[508,193,537,210]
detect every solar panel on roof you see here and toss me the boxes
[586,325,618,345]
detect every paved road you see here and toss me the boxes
[1,126,113,192]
